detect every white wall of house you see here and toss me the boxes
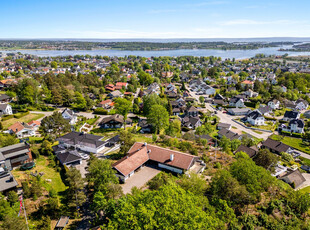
[158,163,183,174]
[268,101,280,110]
[77,144,105,154]
[248,117,265,126]
[290,124,304,133]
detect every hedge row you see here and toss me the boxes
[94,108,108,115]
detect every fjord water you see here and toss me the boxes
[2,38,310,59]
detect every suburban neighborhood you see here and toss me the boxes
[1,47,310,229]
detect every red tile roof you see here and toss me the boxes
[28,120,41,126]
[113,142,197,176]
[241,80,254,85]
[8,122,25,133]
[113,145,149,176]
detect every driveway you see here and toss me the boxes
[73,159,88,178]
[121,165,161,194]
[297,173,310,190]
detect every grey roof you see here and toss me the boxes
[248,111,263,120]
[0,94,11,101]
[262,138,291,153]
[62,108,74,116]
[280,170,306,188]
[109,90,123,97]
[218,128,240,140]
[0,104,9,111]
[56,150,82,165]
[57,131,105,149]
[0,172,18,192]
[235,145,258,158]
[0,152,4,161]
[0,143,30,160]
[217,123,231,129]
[257,106,272,115]
[228,108,251,114]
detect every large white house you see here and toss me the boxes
[62,108,78,125]
[268,99,280,110]
[0,104,12,116]
[295,99,309,111]
[57,131,106,154]
[280,119,305,134]
[229,97,245,108]
[247,111,265,126]
[7,122,35,138]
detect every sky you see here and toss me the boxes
[1,0,310,39]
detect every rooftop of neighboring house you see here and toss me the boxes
[262,138,291,153]
[279,169,306,188]
[218,128,240,140]
[8,122,33,133]
[57,131,105,148]
[235,145,258,158]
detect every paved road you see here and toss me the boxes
[30,110,108,120]
[293,149,310,160]
[188,90,271,139]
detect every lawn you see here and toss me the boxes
[133,133,153,143]
[257,121,276,131]
[270,134,310,154]
[12,157,67,194]
[299,186,310,194]
[86,116,100,125]
[2,113,44,129]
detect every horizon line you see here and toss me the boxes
[1,36,310,40]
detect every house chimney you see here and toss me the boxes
[170,154,174,161]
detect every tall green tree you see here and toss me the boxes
[66,168,86,210]
[147,105,169,134]
[118,129,135,154]
[114,98,132,129]
[39,112,71,138]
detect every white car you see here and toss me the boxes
[80,153,90,160]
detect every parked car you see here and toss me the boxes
[81,153,90,160]
[301,165,310,172]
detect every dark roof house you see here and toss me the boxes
[261,138,292,154]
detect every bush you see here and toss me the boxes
[94,108,108,115]
[244,102,257,108]
[281,130,291,136]
[1,115,14,121]
[14,111,30,119]
[292,132,302,138]
[264,116,277,121]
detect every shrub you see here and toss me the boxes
[281,130,291,136]
[1,115,14,121]
[14,111,30,119]
[94,108,108,115]
[292,132,302,138]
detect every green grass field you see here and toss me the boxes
[12,157,67,194]
[2,113,44,129]
[271,134,310,154]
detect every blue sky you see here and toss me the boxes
[1,0,310,38]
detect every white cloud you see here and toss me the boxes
[220,19,308,26]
